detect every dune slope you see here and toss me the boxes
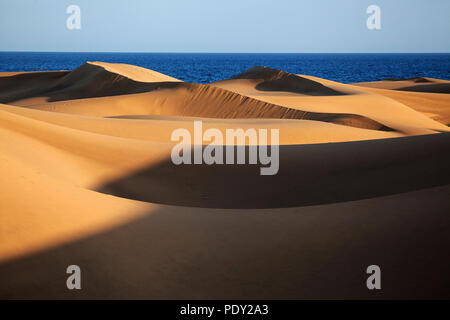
[0,62,449,299]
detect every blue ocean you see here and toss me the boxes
[0,52,449,84]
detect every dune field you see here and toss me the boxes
[0,62,449,299]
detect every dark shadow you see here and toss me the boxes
[0,71,69,103]
[396,83,450,94]
[381,77,450,94]
[0,63,183,104]
[291,112,394,131]
[0,65,394,131]
[95,133,450,209]
[384,77,433,83]
[231,66,350,96]
[43,62,184,102]
[255,77,348,96]
[1,183,449,299]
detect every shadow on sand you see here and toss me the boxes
[96,133,450,209]
[1,134,449,299]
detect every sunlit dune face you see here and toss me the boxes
[0,62,449,299]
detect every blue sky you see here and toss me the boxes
[0,0,449,52]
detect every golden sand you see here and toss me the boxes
[0,62,449,298]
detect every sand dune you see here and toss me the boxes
[212,67,449,135]
[24,87,391,132]
[0,61,180,106]
[353,77,450,94]
[0,70,69,105]
[0,62,449,299]
[352,78,450,125]
[0,103,404,145]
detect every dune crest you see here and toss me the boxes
[1,62,449,299]
[0,61,180,105]
[88,61,181,83]
[212,67,450,134]
[1,61,448,209]
[353,76,450,93]
[230,66,347,96]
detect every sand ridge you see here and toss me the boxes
[0,62,449,299]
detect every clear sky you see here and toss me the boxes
[0,0,449,53]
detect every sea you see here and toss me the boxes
[0,52,449,84]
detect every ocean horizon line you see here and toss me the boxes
[1,51,450,55]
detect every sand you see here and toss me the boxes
[0,62,449,299]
